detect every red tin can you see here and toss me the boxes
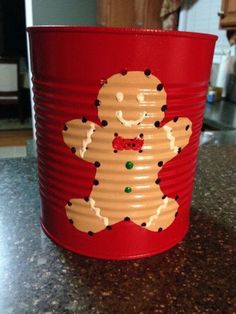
[27,27,217,260]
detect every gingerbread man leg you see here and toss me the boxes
[130,194,178,232]
[144,197,178,232]
[66,198,109,233]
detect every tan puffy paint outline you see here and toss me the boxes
[63,71,192,234]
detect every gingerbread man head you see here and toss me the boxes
[96,71,167,132]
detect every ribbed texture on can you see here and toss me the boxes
[28,28,216,259]
[34,72,205,232]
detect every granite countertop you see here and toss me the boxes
[0,141,236,313]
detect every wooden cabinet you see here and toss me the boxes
[96,0,163,29]
[219,0,236,29]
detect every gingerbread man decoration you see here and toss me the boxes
[63,71,192,235]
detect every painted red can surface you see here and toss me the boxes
[27,27,217,260]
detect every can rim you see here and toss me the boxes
[27,26,217,41]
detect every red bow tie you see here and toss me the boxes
[112,135,144,151]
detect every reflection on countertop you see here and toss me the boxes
[204,100,236,130]
[0,134,236,313]
[200,130,236,145]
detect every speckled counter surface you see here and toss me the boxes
[0,144,236,314]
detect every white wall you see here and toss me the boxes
[32,0,96,25]
[179,0,230,64]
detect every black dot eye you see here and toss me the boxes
[88,231,94,236]
[157,84,163,91]
[175,195,179,201]
[144,69,151,76]
[94,161,101,167]
[124,217,130,221]
[175,212,178,217]
[161,105,167,112]
[101,120,108,127]
[121,69,127,75]
[93,179,99,186]
[162,195,167,199]
[71,147,76,154]
[173,116,179,122]
[95,99,100,107]
[154,121,160,128]
[139,133,144,138]
[158,227,163,232]
[68,219,73,224]
[67,201,72,206]
[158,161,163,167]
[113,150,118,153]
[185,125,190,131]
[84,197,89,202]
[155,178,160,184]
[139,150,143,153]
[114,133,118,137]
[63,125,68,131]
[82,116,87,123]
[106,225,112,230]
[178,147,182,154]
[141,222,146,227]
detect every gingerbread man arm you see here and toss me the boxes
[158,117,192,166]
[62,118,97,162]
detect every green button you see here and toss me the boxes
[124,186,132,193]
[125,161,134,170]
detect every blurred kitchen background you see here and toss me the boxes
[0,0,235,158]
